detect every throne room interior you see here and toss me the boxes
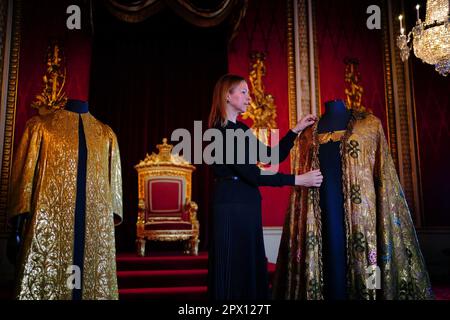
[0,0,449,300]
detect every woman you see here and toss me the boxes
[208,74,323,300]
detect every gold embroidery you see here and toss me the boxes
[274,111,433,300]
[317,130,346,144]
[9,110,122,300]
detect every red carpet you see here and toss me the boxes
[117,252,209,300]
[117,252,450,300]
[116,252,276,300]
[433,285,450,300]
[1,253,448,300]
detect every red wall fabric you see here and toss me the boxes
[228,0,292,226]
[412,54,450,227]
[315,0,387,130]
[14,0,92,148]
[409,48,450,227]
[403,0,450,227]
[88,5,228,252]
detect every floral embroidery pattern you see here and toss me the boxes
[352,232,367,253]
[307,279,321,299]
[347,140,361,158]
[351,184,362,204]
[305,232,318,250]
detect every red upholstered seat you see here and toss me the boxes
[144,223,192,231]
[135,138,199,256]
[146,177,186,218]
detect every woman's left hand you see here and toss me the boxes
[292,114,317,133]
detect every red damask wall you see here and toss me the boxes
[412,57,450,227]
[315,0,387,129]
[14,0,91,148]
[228,0,292,226]
[228,0,389,226]
[12,0,448,232]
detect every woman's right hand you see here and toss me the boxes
[295,169,323,187]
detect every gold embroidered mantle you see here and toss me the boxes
[8,110,123,300]
[273,111,433,300]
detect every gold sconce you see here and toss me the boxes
[344,58,369,113]
[242,51,277,146]
[31,42,67,115]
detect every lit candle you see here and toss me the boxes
[399,15,404,34]
[416,4,420,22]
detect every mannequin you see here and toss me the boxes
[6,99,89,269]
[8,98,123,300]
[317,99,350,300]
[6,213,28,268]
[65,98,89,113]
[273,100,432,300]
[65,99,88,300]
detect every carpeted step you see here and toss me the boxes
[119,286,207,300]
[118,269,208,288]
[116,252,208,271]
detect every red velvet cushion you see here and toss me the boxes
[146,177,185,218]
[144,222,192,230]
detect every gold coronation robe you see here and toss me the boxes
[9,110,123,300]
[273,111,433,300]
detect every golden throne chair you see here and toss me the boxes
[135,138,199,256]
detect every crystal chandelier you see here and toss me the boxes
[396,0,450,76]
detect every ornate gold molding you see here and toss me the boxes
[0,0,21,235]
[383,0,423,226]
[286,0,298,172]
[242,51,277,146]
[382,1,399,169]
[0,0,7,97]
[344,58,369,114]
[30,42,67,115]
[287,0,320,173]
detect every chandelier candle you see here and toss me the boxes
[396,0,450,76]
[399,15,404,35]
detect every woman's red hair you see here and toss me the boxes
[208,74,245,128]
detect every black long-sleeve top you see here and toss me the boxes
[212,120,297,204]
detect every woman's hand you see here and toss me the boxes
[292,114,317,134]
[295,169,323,187]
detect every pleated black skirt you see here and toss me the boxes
[208,202,269,300]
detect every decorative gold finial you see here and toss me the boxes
[135,138,194,169]
[242,51,278,146]
[344,58,369,113]
[31,41,67,115]
[156,138,173,161]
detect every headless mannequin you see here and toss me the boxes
[317,99,350,300]
[65,99,88,300]
[65,98,89,113]
[7,99,89,268]
[318,99,351,133]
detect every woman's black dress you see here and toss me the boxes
[209,120,297,300]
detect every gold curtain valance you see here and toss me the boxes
[105,0,244,27]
